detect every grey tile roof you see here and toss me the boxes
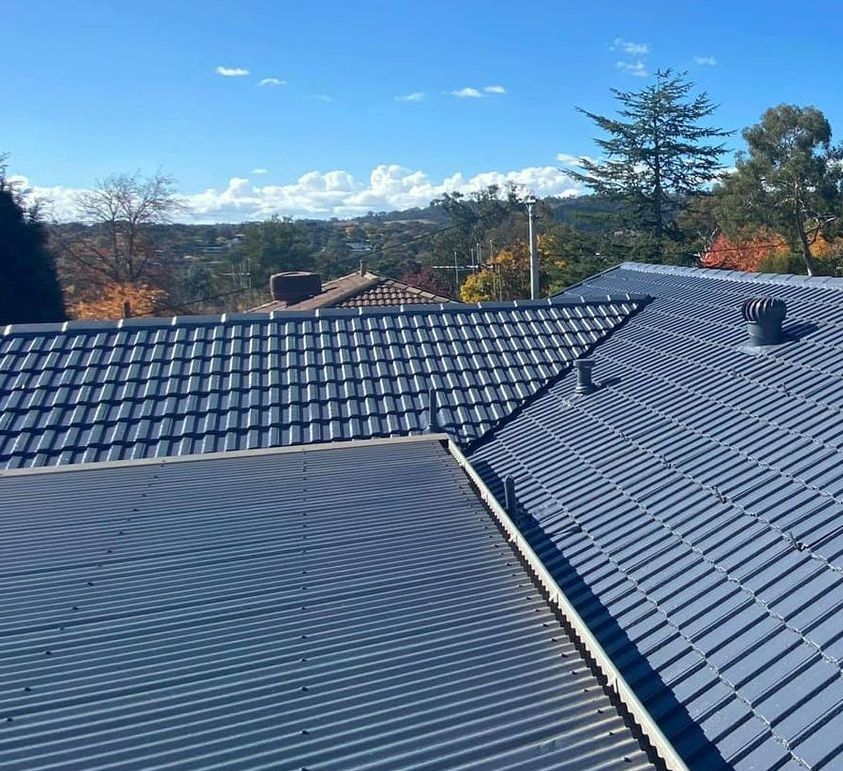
[0,296,643,468]
[468,262,843,769]
[0,437,655,770]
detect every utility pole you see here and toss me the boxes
[453,250,459,295]
[525,195,539,299]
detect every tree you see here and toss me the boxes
[569,69,730,261]
[0,155,65,324]
[54,171,184,307]
[716,105,843,276]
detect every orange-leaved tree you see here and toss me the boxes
[69,282,166,320]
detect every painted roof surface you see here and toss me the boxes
[0,437,654,771]
[0,296,642,468]
[469,262,843,769]
[251,270,452,312]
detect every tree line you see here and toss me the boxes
[4,68,843,322]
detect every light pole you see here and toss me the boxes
[525,195,539,299]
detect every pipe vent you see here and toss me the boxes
[574,359,596,395]
[741,297,787,347]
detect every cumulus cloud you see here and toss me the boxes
[616,60,648,77]
[24,164,585,223]
[215,66,250,77]
[395,91,426,102]
[693,56,717,66]
[611,38,649,56]
[259,77,286,86]
[483,85,506,94]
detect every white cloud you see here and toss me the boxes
[252,168,270,175]
[611,38,649,56]
[556,153,596,168]
[616,60,648,77]
[693,56,717,66]
[308,94,333,102]
[395,91,426,102]
[24,164,585,223]
[259,77,286,86]
[215,66,250,77]
[449,85,506,99]
[450,87,485,98]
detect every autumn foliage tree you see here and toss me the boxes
[714,105,843,276]
[54,171,184,317]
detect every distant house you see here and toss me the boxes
[3,261,843,768]
[250,264,453,312]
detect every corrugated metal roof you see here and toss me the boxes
[0,296,643,468]
[0,436,655,770]
[469,262,843,770]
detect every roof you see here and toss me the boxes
[0,295,644,468]
[0,436,655,770]
[469,262,843,769]
[251,270,453,312]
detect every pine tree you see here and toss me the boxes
[568,70,730,261]
[0,156,65,324]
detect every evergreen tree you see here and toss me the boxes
[0,156,65,324]
[714,104,843,276]
[569,70,730,261]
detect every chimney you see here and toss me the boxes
[359,259,367,276]
[269,272,322,304]
[574,359,596,395]
[741,297,787,347]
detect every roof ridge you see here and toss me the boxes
[2,293,649,336]
[619,261,843,290]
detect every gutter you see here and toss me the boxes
[446,438,690,771]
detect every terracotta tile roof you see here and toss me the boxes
[251,271,453,312]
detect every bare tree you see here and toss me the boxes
[55,172,185,298]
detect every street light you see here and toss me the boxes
[524,195,539,300]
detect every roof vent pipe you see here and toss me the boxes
[574,359,596,395]
[742,298,787,347]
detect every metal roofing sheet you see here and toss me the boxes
[0,437,654,770]
[0,296,643,468]
[469,263,843,770]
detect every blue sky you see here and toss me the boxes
[5,0,843,221]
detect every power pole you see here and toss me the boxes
[525,195,539,299]
[453,250,459,295]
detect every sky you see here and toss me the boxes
[5,0,843,223]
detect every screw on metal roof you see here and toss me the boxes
[574,359,597,395]
[741,297,787,347]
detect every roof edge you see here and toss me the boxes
[1,294,650,336]
[0,434,450,478]
[447,439,688,771]
[618,261,843,290]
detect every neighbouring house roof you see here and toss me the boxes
[0,295,644,468]
[251,270,453,312]
[469,262,843,769]
[0,436,655,770]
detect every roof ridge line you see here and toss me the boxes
[1,294,649,336]
[619,261,843,290]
